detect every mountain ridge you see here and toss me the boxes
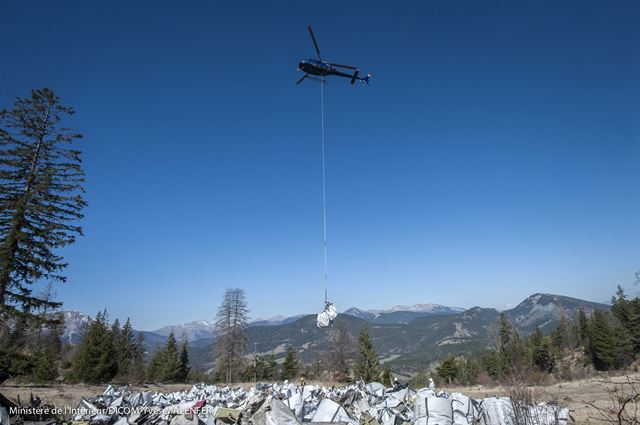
[60,292,610,372]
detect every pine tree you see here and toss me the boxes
[214,288,248,383]
[117,318,136,380]
[111,318,122,364]
[0,88,86,322]
[611,286,640,353]
[146,345,164,382]
[529,326,553,372]
[498,313,513,352]
[179,338,190,382]
[497,314,526,373]
[436,354,459,384]
[577,308,589,348]
[159,332,182,383]
[244,355,265,382]
[282,346,299,380]
[263,354,278,381]
[458,356,480,385]
[32,348,57,383]
[587,309,617,371]
[612,324,634,368]
[482,350,506,381]
[70,310,117,383]
[131,332,146,383]
[354,326,380,383]
[550,313,570,352]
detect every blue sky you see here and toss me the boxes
[1,1,638,330]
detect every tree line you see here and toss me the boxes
[222,325,388,385]
[429,286,640,387]
[212,288,387,385]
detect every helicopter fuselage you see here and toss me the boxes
[298,59,353,79]
[296,26,370,85]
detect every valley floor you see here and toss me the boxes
[1,374,637,424]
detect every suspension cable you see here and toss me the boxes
[320,76,328,304]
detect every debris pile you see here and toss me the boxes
[2,382,572,425]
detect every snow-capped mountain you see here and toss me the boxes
[344,303,464,318]
[61,310,92,344]
[248,314,305,327]
[342,303,465,324]
[152,320,216,342]
[368,303,465,314]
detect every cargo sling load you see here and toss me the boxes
[317,302,338,327]
[296,26,371,327]
[314,63,334,327]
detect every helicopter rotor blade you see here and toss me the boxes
[307,26,322,60]
[296,74,309,85]
[328,63,358,70]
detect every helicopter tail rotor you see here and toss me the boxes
[350,69,360,85]
[350,70,371,85]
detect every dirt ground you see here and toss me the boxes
[1,374,637,424]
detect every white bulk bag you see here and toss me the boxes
[450,393,480,425]
[316,302,338,327]
[414,393,428,425]
[427,395,453,424]
[266,398,301,425]
[481,397,514,425]
[311,398,355,424]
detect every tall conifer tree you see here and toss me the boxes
[0,88,85,321]
[179,338,190,382]
[354,326,380,383]
[159,331,182,383]
[70,310,117,383]
[282,346,299,380]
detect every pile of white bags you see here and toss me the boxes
[31,381,571,425]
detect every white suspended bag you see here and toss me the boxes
[316,302,338,327]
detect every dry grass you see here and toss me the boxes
[446,373,640,424]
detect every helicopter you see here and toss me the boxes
[297,26,371,85]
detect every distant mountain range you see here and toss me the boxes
[343,304,464,324]
[60,293,609,373]
[248,315,306,327]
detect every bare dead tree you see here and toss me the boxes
[214,288,248,384]
[326,324,354,382]
[32,282,62,349]
[505,367,569,425]
[584,374,639,424]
